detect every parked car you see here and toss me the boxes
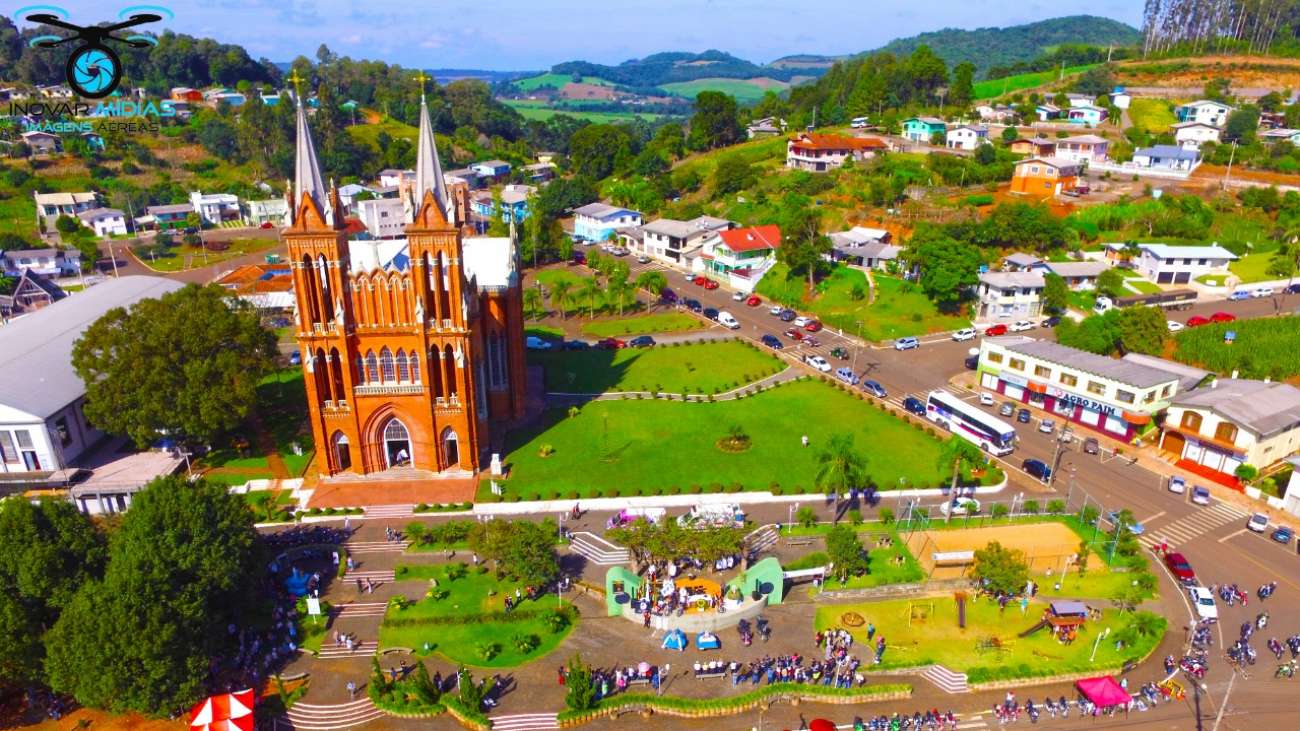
[1287,283,1300,295]
[1164,552,1196,584]
[860,379,887,398]
[1186,315,1210,327]
[629,335,655,347]
[1009,320,1034,332]
[802,336,821,348]
[1227,290,1250,301]
[964,354,979,370]
[1189,586,1218,622]
[903,396,926,416]
[684,299,703,312]
[1083,437,1099,455]
[1271,526,1294,545]
[1166,320,1184,333]
[1210,311,1236,323]
[984,323,1009,336]
[979,392,994,406]
[1253,286,1274,298]
[732,290,746,301]
[804,320,823,332]
[779,309,798,322]
[525,336,554,351]
[637,255,651,264]
[830,346,849,359]
[760,334,783,350]
[1017,408,1031,423]
[769,305,784,316]
[702,307,719,321]
[611,247,629,257]
[894,336,920,351]
[952,328,977,341]
[940,497,981,516]
[1247,513,1270,533]
[793,316,812,327]
[1039,418,1055,434]
[1167,475,1186,494]
[563,340,591,350]
[834,367,860,385]
[693,275,709,287]
[784,328,804,341]
[717,311,740,329]
[999,402,1014,417]
[288,350,302,366]
[746,295,762,307]
[1106,510,1144,535]
[1191,485,1211,505]
[702,279,719,290]
[1041,315,1062,328]
[660,288,678,303]
[1022,458,1052,482]
[596,337,627,349]
[804,354,832,372]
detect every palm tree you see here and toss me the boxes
[577,277,602,318]
[636,270,667,298]
[522,288,544,320]
[815,433,868,524]
[549,280,574,320]
[937,438,984,523]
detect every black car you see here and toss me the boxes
[563,340,591,350]
[684,299,703,312]
[1017,408,1031,423]
[660,288,678,303]
[629,335,655,347]
[760,334,783,350]
[1287,283,1300,295]
[830,346,849,360]
[1042,315,1062,328]
[779,309,797,322]
[1023,458,1052,482]
[903,396,926,416]
[703,307,719,321]
[964,354,979,370]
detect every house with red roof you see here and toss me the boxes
[786,133,887,172]
[700,224,782,292]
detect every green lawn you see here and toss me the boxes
[661,78,777,104]
[536,269,646,317]
[346,116,418,147]
[794,532,926,593]
[527,339,782,394]
[497,378,950,499]
[502,100,666,124]
[1228,252,1275,283]
[1195,273,1229,286]
[580,312,704,338]
[972,65,1098,100]
[757,264,969,341]
[138,236,278,272]
[1124,278,1161,294]
[1127,98,1177,133]
[815,598,1165,679]
[380,563,575,667]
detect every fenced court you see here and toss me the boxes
[904,523,1088,580]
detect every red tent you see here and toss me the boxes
[809,720,837,731]
[189,689,255,731]
[1075,676,1130,707]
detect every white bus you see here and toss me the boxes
[925,390,1017,456]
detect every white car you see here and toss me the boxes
[524,336,553,351]
[804,354,832,372]
[1247,513,1270,533]
[1167,320,1184,333]
[952,328,977,342]
[979,392,995,406]
[940,497,981,517]
[1253,286,1275,298]
[769,305,784,316]
[732,291,746,301]
[1189,586,1218,622]
[793,316,812,327]
[1167,476,1186,494]
[1009,320,1034,332]
[1093,296,1114,314]
[1039,419,1055,434]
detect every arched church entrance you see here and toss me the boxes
[382,418,412,468]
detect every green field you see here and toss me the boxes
[527,338,782,393]
[536,268,646,317]
[1128,98,1177,133]
[580,312,704,338]
[346,115,418,146]
[1229,252,1276,283]
[502,99,666,124]
[498,378,951,499]
[513,73,615,91]
[1174,316,1300,380]
[661,78,778,104]
[1123,278,1161,294]
[757,265,970,341]
[973,65,1099,100]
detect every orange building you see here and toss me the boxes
[1009,156,1082,197]
[284,93,526,480]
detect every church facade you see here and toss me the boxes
[283,91,526,479]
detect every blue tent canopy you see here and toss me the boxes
[696,631,721,650]
[661,628,687,651]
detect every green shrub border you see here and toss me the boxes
[557,682,911,725]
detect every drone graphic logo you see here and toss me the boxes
[20,6,170,98]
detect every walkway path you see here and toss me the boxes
[284,697,384,730]
[490,712,560,730]
[546,365,798,404]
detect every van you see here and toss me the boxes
[1093,296,1113,314]
[717,311,740,329]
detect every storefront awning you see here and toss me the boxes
[1026,381,1048,394]
[1124,411,1152,425]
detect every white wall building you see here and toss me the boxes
[975,271,1044,322]
[76,207,128,238]
[1173,122,1221,150]
[1123,242,1238,285]
[189,191,242,225]
[945,125,989,151]
[356,197,408,240]
[1161,379,1300,484]
[634,215,732,265]
[246,198,290,227]
[1176,100,1233,128]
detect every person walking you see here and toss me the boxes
[346,681,356,700]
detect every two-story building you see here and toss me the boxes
[1259,128,1300,147]
[355,197,408,240]
[1007,137,1057,157]
[635,215,732,265]
[976,104,1017,123]
[76,207,128,238]
[828,227,898,270]
[469,184,535,224]
[189,191,241,226]
[144,203,193,231]
[1172,122,1221,150]
[975,271,1044,322]
[901,117,946,143]
[471,160,512,182]
[2,248,81,277]
[245,198,290,227]
[1122,242,1238,285]
[945,125,989,151]
[977,337,1190,442]
[1175,100,1233,127]
[377,168,414,188]
[701,225,782,292]
[522,162,556,183]
[1009,157,1082,197]
[785,133,887,172]
[572,203,642,242]
[34,191,100,228]
[0,269,64,319]
[1161,379,1300,487]
[1055,134,1110,164]
[1132,145,1200,172]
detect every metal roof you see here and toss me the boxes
[1173,379,1300,438]
[996,338,1182,389]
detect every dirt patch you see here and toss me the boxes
[905,523,1090,580]
[746,77,791,90]
[560,82,617,100]
[1116,55,1300,95]
[1191,163,1300,188]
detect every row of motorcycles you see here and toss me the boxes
[852,710,957,730]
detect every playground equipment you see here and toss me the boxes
[1020,600,1089,638]
[906,600,933,627]
[955,592,967,629]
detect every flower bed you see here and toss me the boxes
[557,683,911,726]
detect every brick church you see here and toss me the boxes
[284,91,526,479]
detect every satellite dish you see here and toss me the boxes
[968,347,980,357]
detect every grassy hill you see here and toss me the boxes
[972,64,1100,99]
[872,15,1139,77]
[547,50,821,87]
[660,78,787,103]
[513,73,616,91]
[501,99,667,123]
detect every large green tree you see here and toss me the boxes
[569,125,632,180]
[687,91,743,151]
[71,284,277,448]
[950,61,975,107]
[468,519,560,586]
[913,236,982,311]
[1042,272,1069,314]
[824,525,870,582]
[45,477,260,714]
[971,541,1029,596]
[1115,306,1168,355]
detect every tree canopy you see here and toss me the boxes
[468,519,561,586]
[72,284,277,448]
[971,541,1029,596]
[687,91,744,152]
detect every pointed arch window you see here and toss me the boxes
[396,349,410,382]
[365,350,378,383]
[429,347,444,398]
[379,347,395,382]
[410,353,421,384]
[443,344,458,397]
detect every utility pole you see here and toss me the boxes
[1223,141,1237,190]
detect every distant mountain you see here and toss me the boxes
[870,15,1140,77]
[549,50,822,87]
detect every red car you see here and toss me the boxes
[693,275,708,286]
[1186,315,1210,327]
[702,279,719,290]
[1164,551,1196,585]
[746,295,762,307]
[984,324,1008,336]
[784,328,804,341]
[804,320,823,332]
[259,221,275,229]
[1210,311,1236,323]
[596,337,627,349]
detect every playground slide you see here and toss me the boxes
[1018,618,1050,638]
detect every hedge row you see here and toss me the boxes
[383,605,577,629]
[557,682,911,725]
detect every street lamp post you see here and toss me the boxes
[1090,627,1111,662]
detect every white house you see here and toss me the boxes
[1110,89,1132,110]
[828,227,898,270]
[1055,134,1110,164]
[1122,242,1238,285]
[634,215,732,265]
[33,191,99,227]
[1132,145,1200,172]
[245,198,290,227]
[378,168,414,188]
[1065,93,1095,108]
[356,197,407,239]
[1031,260,1111,290]
[975,271,1044,322]
[2,248,80,277]
[700,225,782,292]
[1173,122,1221,150]
[1161,379,1300,485]
[337,183,378,208]
[1175,100,1233,128]
[945,125,989,151]
[572,203,642,242]
[976,104,1017,123]
[76,207,128,238]
[1066,105,1108,126]
[189,191,241,225]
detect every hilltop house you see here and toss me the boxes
[1173,122,1221,150]
[1031,260,1112,290]
[471,160,512,182]
[1132,145,1200,172]
[20,131,60,155]
[378,168,414,188]
[633,215,732,265]
[701,225,781,292]
[573,203,642,242]
[1175,100,1233,127]
[189,192,241,226]
[469,184,534,224]
[945,125,988,151]
[1035,104,1062,121]
[1067,104,1108,125]
[1010,157,1082,197]
[1055,134,1109,164]
[34,191,100,228]
[1110,88,1132,109]
[170,87,203,102]
[1260,128,1300,147]
[245,198,290,227]
[522,162,556,183]
[976,104,1017,123]
[828,227,899,270]
[1008,137,1057,157]
[2,248,80,277]
[0,269,64,318]
[785,133,887,171]
[902,117,946,143]
[76,208,128,238]
[747,116,785,138]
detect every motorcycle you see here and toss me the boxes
[1026,699,1039,724]
[1257,612,1269,630]
[1044,697,1057,718]
[1269,638,1285,660]
[1059,695,1070,718]
[1276,660,1297,679]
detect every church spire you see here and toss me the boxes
[290,70,328,225]
[413,71,451,223]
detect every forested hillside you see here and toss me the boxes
[551,50,817,86]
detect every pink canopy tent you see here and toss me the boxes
[189,689,255,731]
[1075,676,1130,707]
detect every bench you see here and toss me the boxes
[625,677,651,687]
[693,671,727,680]
[784,537,815,547]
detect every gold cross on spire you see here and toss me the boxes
[414,70,431,97]
[286,68,306,98]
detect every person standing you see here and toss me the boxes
[346,680,356,700]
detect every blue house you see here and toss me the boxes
[470,185,534,225]
[572,202,642,242]
[901,116,946,143]
[1066,104,1107,126]
[471,159,512,181]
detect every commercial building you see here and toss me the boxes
[1160,379,1300,487]
[977,337,1187,442]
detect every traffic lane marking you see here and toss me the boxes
[1218,528,1248,544]
[1142,510,1168,525]
[1214,531,1300,595]
[1221,523,1300,557]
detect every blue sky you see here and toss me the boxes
[43,1,1140,70]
